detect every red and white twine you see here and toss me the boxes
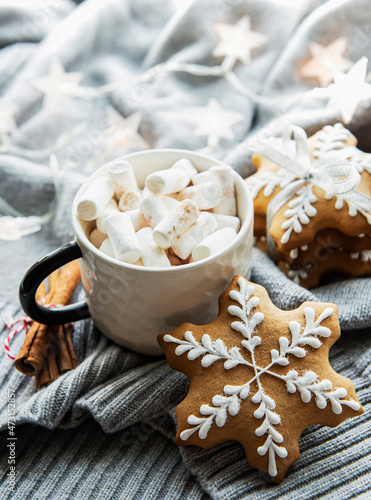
[4,315,34,359]
[3,299,58,360]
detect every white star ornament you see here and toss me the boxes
[299,37,352,86]
[213,16,268,67]
[32,59,84,107]
[312,57,371,123]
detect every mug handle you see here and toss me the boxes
[19,241,90,325]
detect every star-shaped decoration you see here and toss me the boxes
[0,99,18,150]
[312,57,371,123]
[32,59,84,107]
[105,106,148,150]
[185,98,243,150]
[213,16,268,67]
[86,106,149,170]
[158,276,363,482]
[299,37,352,86]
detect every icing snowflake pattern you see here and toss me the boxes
[313,123,371,175]
[312,123,351,159]
[317,125,371,222]
[247,169,296,200]
[163,278,360,479]
[324,191,371,224]
[280,183,318,244]
[286,264,308,284]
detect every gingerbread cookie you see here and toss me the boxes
[255,230,371,264]
[246,123,371,254]
[248,124,357,236]
[158,276,363,483]
[270,175,370,254]
[246,123,371,288]
[279,248,371,288]
[276,229,371,265]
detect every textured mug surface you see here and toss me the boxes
[72,149,254,355]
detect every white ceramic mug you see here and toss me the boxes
[19,149,254,355]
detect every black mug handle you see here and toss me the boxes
[19,241,90,325]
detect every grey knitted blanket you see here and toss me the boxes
[0,0,370,498]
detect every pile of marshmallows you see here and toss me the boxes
[77,158,241,267]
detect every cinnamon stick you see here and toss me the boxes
[35,323,81,389]
[14,282,48,374]
[15,261,81,377]
[36,281,47,303]
[48,269,60,295]
[56,325,73,373]
[65,324,79,369]
[35,363,53,389]
[36,356,59,390]
[48,261,81,307]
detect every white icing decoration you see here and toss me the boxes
[283,371,360,414]
[290,248,298,260]
[246,169,296,200]
[361,250,371,262]
[349,151,371,174]
[284,263,309,284]
[164,278,360,478]
[350,250,371,262]
[163,331,253,370]
[270,307,333,365]
[313,123,351,160]
[280,184,318,244]
[313,122,371,174]
[254,388,288,478]
[325,191,371,222]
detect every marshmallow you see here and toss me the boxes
[209,166,236,216]
[90,228,107,249]
[125,209,148,231]
[145,168,190,195]
[105,213,142,264]
[172,212,218,259]
[139,194,168,229]
[80,156,240,268]
[96,200,119,234]
[171,158,198,177]
[108,160,138,197]
[141,187,152,198]
[118,190,142,211]
[192,167,236,215]
[209,213,241,232]
[136,227,171,267]
[153,199,199,249]
[192,227,237,261]
[191,171,214,185]
[99,238,115,258]
[177,182,222,210]
[161,195,180,212]
[77,177,115,221]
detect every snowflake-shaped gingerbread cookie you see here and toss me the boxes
[158,276,363,482]
[246,123,371,255]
